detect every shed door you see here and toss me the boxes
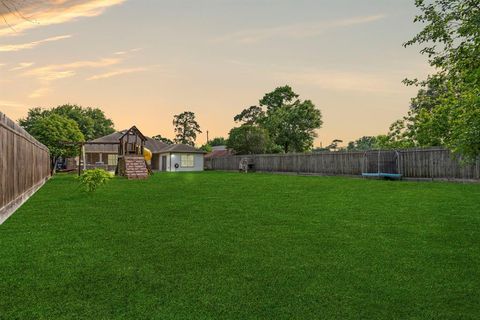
[161,155,167,171]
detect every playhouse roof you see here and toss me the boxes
[119,126,147,142]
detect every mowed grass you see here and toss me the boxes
[1,172,479,319]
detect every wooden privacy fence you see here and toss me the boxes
[0,112,50,224]
[207,148,480,181]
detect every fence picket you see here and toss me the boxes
[0,112,50,223]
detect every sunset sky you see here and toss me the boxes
[0,0,430,147]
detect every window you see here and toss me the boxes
[86,153,100,164]
[180,154,195,167]
[107,154,118,166]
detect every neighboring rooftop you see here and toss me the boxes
[212,145,227,151]
[205,148,232,159]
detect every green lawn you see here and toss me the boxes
[1,172,479,319]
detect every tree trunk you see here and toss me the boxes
[50,156,58,175]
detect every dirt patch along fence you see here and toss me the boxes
[0,112,50,224]
[206,148,480,181]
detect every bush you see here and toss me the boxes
[78,169,112,192]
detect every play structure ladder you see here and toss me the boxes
[121,156,149,180]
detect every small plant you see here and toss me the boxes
[78,169,113,192]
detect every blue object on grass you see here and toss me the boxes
[362,173,402,180]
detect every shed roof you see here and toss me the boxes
[159,144,206,154]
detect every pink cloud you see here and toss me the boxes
[0,0,125,36]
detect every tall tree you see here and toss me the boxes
[262,98,323,153]
[232,86,323,153]
[173,111,202,146]
[234,106,265,125]
[152,134,173,145]
[257,86,322,153]
[84,107,116,139]
[390,0,480,160]
[18,107,44,133]
[259,85,299,112]
[19,104,115,141]
[28,113,84,173]
[227,125,270,155]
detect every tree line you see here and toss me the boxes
[363,0,479,160]
[152,85,324,155]
[309,0,480,160]
[19,105,115,171]
[17,0,479,165]
[18,105,206,172]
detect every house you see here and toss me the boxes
[205,145,232,159]
[204,145,232,170]
[80,127,205,172]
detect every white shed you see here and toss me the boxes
[156,144,206,172]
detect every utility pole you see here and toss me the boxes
[206,130,209,144]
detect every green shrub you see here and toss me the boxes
[78,169,113,192]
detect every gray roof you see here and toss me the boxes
[159,144,206,154]
[85,131,120,153]
[90,131,123,143]
[145,137,169,153]
[84,129,204,154]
